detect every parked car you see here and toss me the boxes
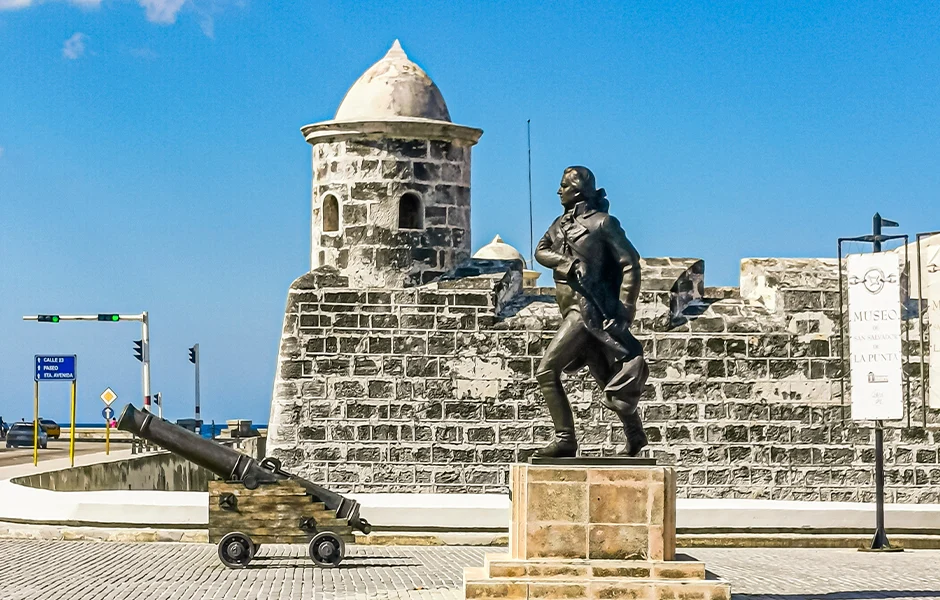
[5,422,48,449]
[39,418,60,439]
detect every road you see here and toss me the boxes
[1,542,939,599]
[0,440,120,468]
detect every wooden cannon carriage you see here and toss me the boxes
[117,405,370,568]
[208,471,357,567]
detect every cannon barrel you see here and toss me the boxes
[117,404,370,534]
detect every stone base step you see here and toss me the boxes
[464,567,731,600]
[483,552,706,580]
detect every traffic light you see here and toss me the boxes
[37,315,60,323]
[188,346,197,364]
[97,314,120,322]
[133,340,144,362]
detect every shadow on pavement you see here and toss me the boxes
[736,592,940,599]
[248,555,422,569]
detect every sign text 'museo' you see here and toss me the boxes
[847,253,903,421]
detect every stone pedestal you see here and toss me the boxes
[463,463,730,599]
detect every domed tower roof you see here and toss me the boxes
[334,40,451,122]
[473,234,541,288]
[473,235,525,262]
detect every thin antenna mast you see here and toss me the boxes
[527,119,534,269]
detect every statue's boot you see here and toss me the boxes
[533,370,578,458]
[618,409,648,457]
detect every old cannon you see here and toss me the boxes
[117,403,370,568]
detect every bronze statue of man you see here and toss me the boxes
[533,166,650,458]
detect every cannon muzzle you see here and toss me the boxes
[117,403,371,534]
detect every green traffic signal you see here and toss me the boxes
[98,314,120,322]
[38,315,59,323]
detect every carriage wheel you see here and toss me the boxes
[218,531,255,568]
[309,532,344,567]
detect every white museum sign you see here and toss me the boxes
[847,252,904,421]
[925,246,940,409]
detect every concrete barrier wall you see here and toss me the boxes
[12,452,215,492]
[11,437,267,492]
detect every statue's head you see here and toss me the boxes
[558,166,608,211]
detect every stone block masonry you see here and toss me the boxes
[462,463,731,600]
[310,134,474,289]
[268,257,938,503]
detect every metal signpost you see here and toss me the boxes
[838,213,908,552]
[23,312,154,413]
[33,355,77,467]
[100,387,117,455]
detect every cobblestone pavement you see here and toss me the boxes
[2,541,940,599]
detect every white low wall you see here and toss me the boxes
[349,495,940,534]
[3,482,940,534]
[349,493,509,531]
[678,498,940,532]
[0,480,206,526]
[4,451,938,534]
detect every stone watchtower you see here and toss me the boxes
[301,41,483,287]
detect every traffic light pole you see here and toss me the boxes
[23,312,155,414]
[142,311,152,414]
[193,344,201,423]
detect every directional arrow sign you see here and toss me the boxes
[102,406,115,421]
[100,387,117,406]
[35,355,77,381]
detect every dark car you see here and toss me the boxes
[5,422,48,449]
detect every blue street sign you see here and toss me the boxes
[102,406,114,421]
[34,355,77,382]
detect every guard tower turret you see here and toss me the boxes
[301,41,483,287]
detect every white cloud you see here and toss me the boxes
[197,12,213,37]
[192,0,243,39]
[0,0,101,9]
[0,0,177,18]
[129,46,158,59]
[62,32,87,59]
[0,0,34,9]
[138,0,185,24]
[1,0,242,38]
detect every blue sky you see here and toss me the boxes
[1,1,939,424]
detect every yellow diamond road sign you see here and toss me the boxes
[100,387,117,406]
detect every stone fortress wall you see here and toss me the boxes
[267,256,937,504]
[268,41,936,505]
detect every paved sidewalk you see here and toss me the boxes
[2,540,940,599]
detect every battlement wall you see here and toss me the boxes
[267,257,936,503]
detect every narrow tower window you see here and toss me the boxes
[399,192,423,230]
[322,194,339,232]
